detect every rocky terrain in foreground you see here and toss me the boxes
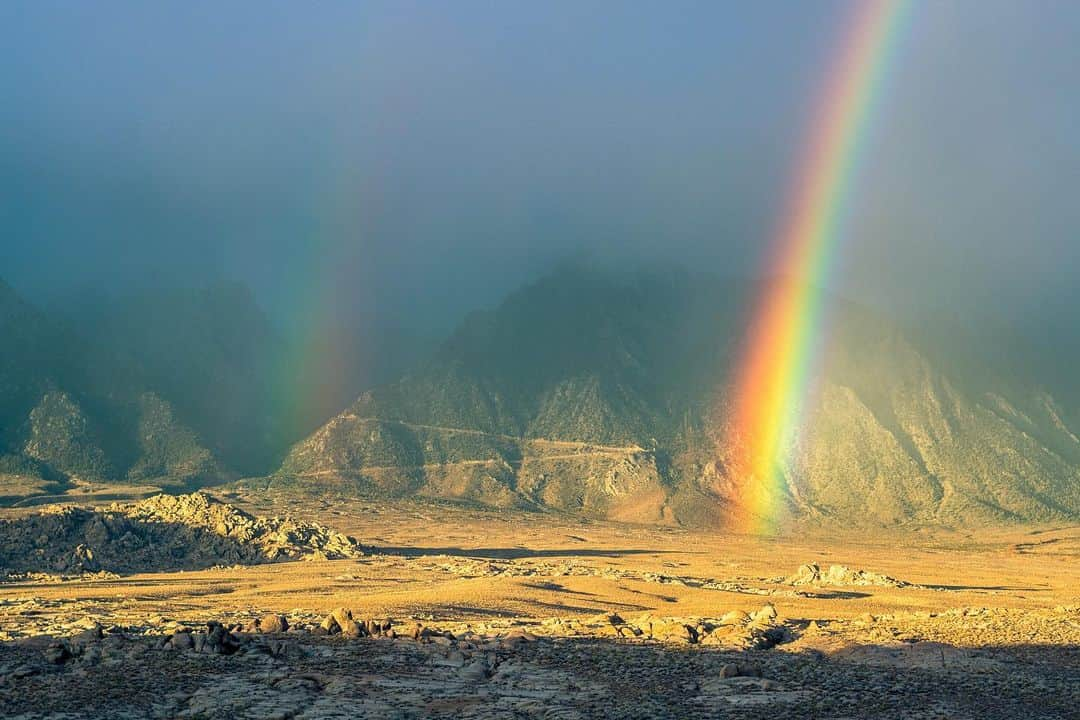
[0,493,362,576]
[0,602,1077,719]
[0,493,1075,719]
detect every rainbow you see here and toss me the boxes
[722,0,912,533]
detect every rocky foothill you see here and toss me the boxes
[0,492,363,576]
[0,604,1077,718]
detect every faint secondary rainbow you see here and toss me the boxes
[723,0,912,533]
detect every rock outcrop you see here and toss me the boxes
[0,492,362,575]
[786,563,910,588]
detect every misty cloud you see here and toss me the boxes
[2,1,1078,332]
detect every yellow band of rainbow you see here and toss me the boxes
[724,0,912,533]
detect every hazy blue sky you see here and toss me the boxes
[3,1,1079,332]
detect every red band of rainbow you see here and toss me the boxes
[723,0,912,533]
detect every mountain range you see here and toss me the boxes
[3,266,1079,528]
[280,266,1080,527]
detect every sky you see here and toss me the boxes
[3,0,1079,336]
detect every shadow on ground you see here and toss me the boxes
[0,631,1076,719]
[923,583,1047,591]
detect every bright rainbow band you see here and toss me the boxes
[723,0,912,533]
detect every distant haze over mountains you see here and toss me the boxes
[2,265,1078,528]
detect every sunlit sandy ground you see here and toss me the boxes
[0,488,1077,719]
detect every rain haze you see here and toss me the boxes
[3,0,1079,334]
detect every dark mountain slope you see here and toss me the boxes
[0,278,431,495]
[70,284,285,474]
[0,280,224,489]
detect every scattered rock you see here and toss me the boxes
[204,622,241,655]
[762,626,791,645]
[324,608,363,638]
[718,663,762,679]
[43,642,70,664]
[330,608,354,629]
[170,632,194,650]
[259,614,288,633]
[458,660,489,681]
[339,619,363,638]
[72,623,103,645]
[648,620,698,644]
[752,603,777,622]
[363,618,393,637]
[697,605,791,650]
[738,664,763,678]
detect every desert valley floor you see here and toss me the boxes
[0,485,1077,719]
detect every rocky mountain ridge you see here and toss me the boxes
[280,267,1080,528]
[3,267,1080,528]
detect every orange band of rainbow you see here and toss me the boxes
[723,0,912,533]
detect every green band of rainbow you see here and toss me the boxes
[724,0,912,533]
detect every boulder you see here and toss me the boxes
[330,608,354,628]
[205,622,241,655]
[170,632,194,650]
[752,603,778,623]
[363,618,393,637]
[651,621,698,644]
[339,619,363,638]
[259,614,288,633]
